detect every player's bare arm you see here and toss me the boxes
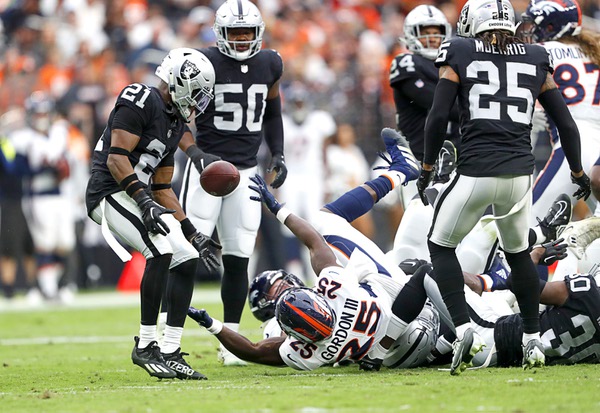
[215,330,286,366]
[151,166,186,221]
[106,128,141,186]
[177,129,196,153]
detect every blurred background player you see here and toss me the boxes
[389,5,457,209]
[86,49,219,380]
[0,109,37,302]
[419,0,589,374]
[278,83,336,282]
[10,92,75,303]
[178,0,287,366]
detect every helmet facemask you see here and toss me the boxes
[168,54,215,121]
[213,0,265,61]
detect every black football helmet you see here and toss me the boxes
[275,287,336,343]
[248,270,304,322]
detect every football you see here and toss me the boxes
[200,160,240,196]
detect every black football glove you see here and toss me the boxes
[249,174,284,214]
[186,145,221,173]
[188,306,214,328]
[358,355,382,372]
[132,191,175,236]
[190,232,221,271]
[267,153,287,189]
[538,238,568,266]
[571,172,591,201]
[417,168,434,206]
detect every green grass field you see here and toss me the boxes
[1,284,600,413]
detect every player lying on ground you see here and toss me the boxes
[188,128,421,370]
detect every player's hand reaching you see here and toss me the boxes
[186,144,221,173]
[190,232,222,271]
[267,153,287,188]
[132,191,175,236]
[188,307,214,328]
[417,168,434,206]
[249,174,284,214]
[571,172,591,201]
[538,238,568,266]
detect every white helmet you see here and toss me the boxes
[457,0,516,38]
[213,0,265,61]
[155,47,199,84]
[402,5,451,60]
[383,303,440,369]
[168,50,216,121]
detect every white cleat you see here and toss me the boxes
[218,344,247,367]
[522,339,545,369]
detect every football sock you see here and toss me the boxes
[455,324,470,341]
[221,255,249,324]
[224,322,239,333]
[522,332,541,346]
[391,265,428,323]
[324,187,375,222]
[140,254,171,326]
[505,250,541,334]
[138,324,157,348]
[428,240,470,327]
[161,326,184,354]
[365,176,394,200]
[166,259,197,327]
[529,227,545,245]
[38,263,61,299]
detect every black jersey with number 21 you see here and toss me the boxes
[435,37,553,177]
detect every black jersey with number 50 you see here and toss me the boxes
[195,47,283,168]
[435,37,553,176]
[540,273,600,365]
[86,84,186,215]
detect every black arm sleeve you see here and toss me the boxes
[396,79,460,123]
[538,88,583,172]
[423,79,459,165]
[263,95,284,155]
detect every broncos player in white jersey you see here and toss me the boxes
[418,0,590,374]
[177,0,287,366]
[86,49,220,380]
[521,0,600,228]
[187,128,421,370]
[10,92,74,302]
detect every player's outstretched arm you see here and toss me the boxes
[249,174,338,274]
[538,73,591,200]
[188,307,286,366]
[178,130,221,173]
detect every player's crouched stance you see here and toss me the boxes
[85,49,220,380]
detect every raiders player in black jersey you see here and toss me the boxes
[418,0,590,375]
[85,49,220,380]
[176,0,287,366]
[390,4,457,163]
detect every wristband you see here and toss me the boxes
[109,147,131,156]
[151,183,171,191]
[180,218,197,240]
[125,180,146,198]
[207,319,223,335]
[276,207,292,224]
[119,173,137,191]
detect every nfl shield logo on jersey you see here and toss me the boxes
[241,65,248,73]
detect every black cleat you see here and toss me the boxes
[131,336,177,379]
[162,348,207,380]
[538,193,572,241]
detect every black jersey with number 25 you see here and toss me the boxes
[195,47,283,168]
[86,84,186,215]
[435,37,553,177]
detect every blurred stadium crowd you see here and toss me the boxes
[1,0,600,304]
